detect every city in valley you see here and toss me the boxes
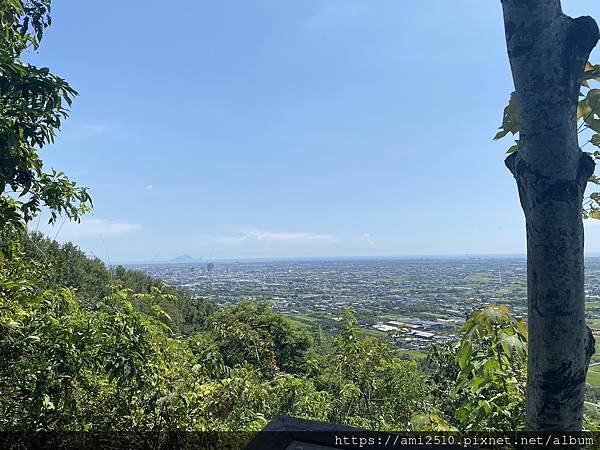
[130,257,600,362]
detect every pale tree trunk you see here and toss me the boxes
[500,0,599,431]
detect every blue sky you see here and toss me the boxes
[32,0,600,262]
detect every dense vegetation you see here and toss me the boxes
[21,232,215,334]
[1,228,539,433]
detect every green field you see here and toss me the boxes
[466,273,494,283]
[399,349,427,360]
[388,275,411,283]
[378,313,399,321]
[587,366,600,386]
[593,341,600,364]
[362,327,389,339]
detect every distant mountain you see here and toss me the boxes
[168,254,201,264]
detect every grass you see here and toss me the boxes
[590,340,600,364]
[388,275,411,283]
[587,366,600,387]
[378,313,399,321]
[290,314,320,324]
[466,273,494,283]
[287,314,325,331]
[399,349,427,360]
[288,318,312,329]
[362,328,389,339]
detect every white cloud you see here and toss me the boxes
[200,228,339,247]
[44,218,142,239]
[360,232,375,246]
[146,185,153,190]
[81,122,107,133]
[244,229,337,243]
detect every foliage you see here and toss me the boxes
[210,300,312,377]
[451,306,527,431]
[197,368,331,431]
[0,233,537,433]
[0,238,328,431]
[423,340,462,424]
[0,0,91,229]
[20,231,214,334]
[495,62,600,219]
[0,250,179,430]
[409,412,456,432]
[314,309,430,430]
[0,241,434,433]
[21,231,111,302]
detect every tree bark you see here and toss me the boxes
[500,0,599,431]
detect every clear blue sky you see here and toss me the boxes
[33,0,600,262]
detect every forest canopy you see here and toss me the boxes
[1,230,537,434]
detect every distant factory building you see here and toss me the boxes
[437,318,457,325]
[411,330,435,339]
[373,324,398,333]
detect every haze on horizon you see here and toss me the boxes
[32,0,600,262]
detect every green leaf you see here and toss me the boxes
[589,175,600,185]
[500,332,527,359]
[578,99,593,119]
[480,306,510,324]
[494,92,519,140]
[457,341,472,370]
[470,375,486,393]
[515,319,528,338]
[506,141,519,154]
[478,400,492,415]
[42,394,55,410]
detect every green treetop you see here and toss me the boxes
[0,0,91,232]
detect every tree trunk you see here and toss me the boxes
[500,0,599,431]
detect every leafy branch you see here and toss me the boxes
[0,0,92,232]
[495,62,600,219]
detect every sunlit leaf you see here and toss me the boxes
[494,92,519,140]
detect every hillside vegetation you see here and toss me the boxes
[0,229,539,433]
